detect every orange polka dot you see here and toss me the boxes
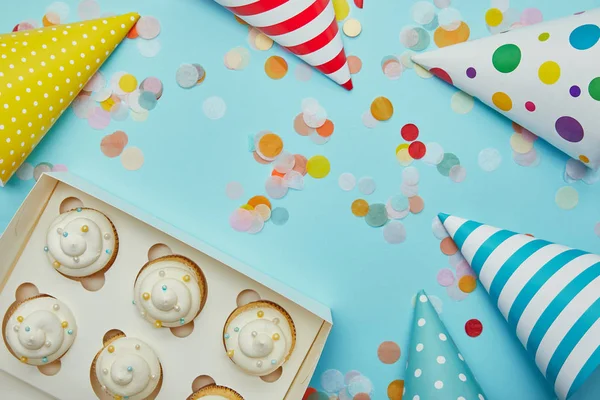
[265,56,288,79]
[127,25,139,39]
[458,275,477,293]
[248,195,271,209]
[377,341,401,364]
[408,196,424,214]
[434,22,470,48]
[271,169,285,178]
[387,380,404,400]
[370,97,394,121]
[492,92,513,111]
[352,199,369,217]
[440,237,458,255]
[354,394,371,400]
[258,133,284,158]
[316,120,334,137]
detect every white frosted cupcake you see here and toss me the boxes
[92,335,162,400]
[2,295,77,365]
[133,255,208,328]
[188,385,244,400]
[45,207,118,279]
[223,301,296,376]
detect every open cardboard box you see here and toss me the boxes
[0,173,332,400]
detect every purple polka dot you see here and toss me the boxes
[570,85,581,97]
[525,101,536,112]
[466,67,477,79]
[555,116,584,142]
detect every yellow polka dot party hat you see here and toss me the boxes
[412,9,600,169]
[0,12,139,186]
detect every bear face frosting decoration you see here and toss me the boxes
[133,256,207,328]
[3,296,77,365]
[223,301,295,376]
[94,337,161,400]
[45,208,118,278]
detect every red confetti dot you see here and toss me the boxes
[401,123,419,141]
[525,101,536,112]
[303,388,317,400]
[430,67,453,85]
[354,0,364,9]
[408,141,426,159]
[465,319,483,337]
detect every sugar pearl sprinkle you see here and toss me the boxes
[257,310,264,318]
[53,304,60,311]
[107,345,115,353]
[135,344,141,350]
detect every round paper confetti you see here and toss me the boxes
[358,177,376,195]
[450,91,474,114]
[259,133,284,159]
[136,16,161,40]
[293,155,308,175]
[352,199,369,217]
[362,111,378,128]
[555,186,579,210]
[478,148,502,171]
[383,221,406,244]
[321,370,345,393]
[202,96,226,120]
[377,341,401,364]
[437,153,460,176]
[265,176,288,199]
[401,124,419,141]
[343,18,362,37]
[386,199,410,220]
[432,216,448,239]
[449,165,467,182]
[294,113,314,136]
[409,196,424,214]
[255,33,273,50]
[16,162,34,181]
[316,120,334,137]
[459,275,477,293]
[365,203,388,227]
[422,142,444,165]
[230,208,254,232]
[101,130,128,158]
[486,8,503,27]
[402,167,419,185]
[307,156,331,179]
[226,182,244,200]
[408,141,426,159]
[338,173,356,191]
[390,195,409,211]
[121,147,144,171]
[370,97,394,121]
[265,56,288,79]
[248,196,271,209]
[78,0,101,20]
[254,204,271,221]
[88,107,111,130]
[33,163,53,181]
[437,269,455,287]
[465,319,483,337]
[440,237,457,255]
[412,1,436,25]
[348,55,362,74]
[247,214,265,234]
[137,38,161,58]
[271,207,289,226]
[176,64,200,89]
[387,380,404,400]
[510,133,534,154]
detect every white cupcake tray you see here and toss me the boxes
[0,172,332,400]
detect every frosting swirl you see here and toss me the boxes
[224,301,295,376]
[133,256,206,328]
[4,296,77,365]
[45,208,117,278]
[95,337,161,400]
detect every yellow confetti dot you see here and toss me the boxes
[538,61,561,85]
[458,275,477,293]
[119,74,138,93]
[332,0,350,21]
[107,345,115,353]
[485,8,504,27]
[492,92,512,111]
[240,204,255,211]
[579,155,590,163]
[351,199,369,217]
[182,275,191,282]
[510,133,534,154]
[17,316,24,323]
[100,97,115,111]
[61,321,68,328]
[396,148,414,166]
[370,97,394,121]
[306,155,331,179]
[395,143,409,155]
[255,33,273,51]
[343,19,362,38]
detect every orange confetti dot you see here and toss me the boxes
[258,133,284,158]
[377,341,401,364]
[387,380,404,400]
[127,25,139,39]
[434,22,470,48]
[370,97,394,121]
[354,394,370,400]
[351,199,369,217]
[101,131,128,158]
[316,120,334,137]
[293,154,308,176]
[253,151,271,165]
[408,196,424,214]
[265,56,288,80]
[348,55,363,74]
[458,275,477,293]
[294,113,313,136]
[440,237,458,255]
[271,169,285,178]
[248,195,271,210]
[42,13,58,27]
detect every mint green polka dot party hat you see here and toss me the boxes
[405,290,487,400]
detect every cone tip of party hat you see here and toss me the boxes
[341,79,354,91]
[438,213,450,223]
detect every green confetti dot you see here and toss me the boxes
[437,153,460,177]
[492,44,521,73]
[589,77,600,101]
[365,203,388,227]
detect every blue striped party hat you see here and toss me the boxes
[439,213,600,400]
[405,290,487,400]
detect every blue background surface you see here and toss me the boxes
[1,0,600,399]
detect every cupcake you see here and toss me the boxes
[133,255,208,328]
[187,385,244,400]
[45,207,118,279]
[2,294,77,365]
[223,300,296,376]
[91,335,162,400]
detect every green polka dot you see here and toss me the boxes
[589,77,600,101]
[365,203,388,227]
[492,44,522,73]
[538,32,550,41]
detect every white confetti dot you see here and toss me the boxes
[338,172,356,191]
[478,148,502,172]
[202,96,226,120]
[121,147,144,171]
[358,176,376,195]
[450,91,474,114]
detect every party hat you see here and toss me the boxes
[438,213,600,399]
[405,290,487,400]
[213,0,353,90]
[412,9,600,169]
[0,12,139,187]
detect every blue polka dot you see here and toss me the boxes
[569,24,600,50]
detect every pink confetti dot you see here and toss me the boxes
[437,268,455,287]
[520,8,543,25]
[88,107,111,130]
[229,208,254,232]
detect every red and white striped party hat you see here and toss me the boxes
[214,0,353,90]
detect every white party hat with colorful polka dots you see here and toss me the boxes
[212,0,353,90]
[405,290,487,400]
[412,9,600,169]
[439,213,600,400]
[0,12,139,187]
